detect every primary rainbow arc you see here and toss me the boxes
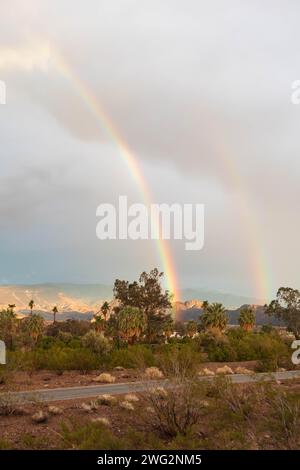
[54,53,181,301]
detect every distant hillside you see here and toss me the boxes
[174,302,282,326]
[181,288,266,309]
[0,283,112,317]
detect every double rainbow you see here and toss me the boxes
[0,41,271,303]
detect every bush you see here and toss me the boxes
[199,329,290,365]
[16,347,101,374]
[60,421,129,450]
[0,438,12,450]
[145,367,164,379]
[107,345,156,369]
[267,391,300,449]
[145,378,208,437]
[82,331,112,355]
[158,344,202,378]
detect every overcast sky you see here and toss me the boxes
[0,1,299,300]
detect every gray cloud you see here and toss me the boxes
[0,0,299,297]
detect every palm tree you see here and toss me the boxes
[200,302,228,332]
[117,306,147,344]
[186,320,198,337]
[238,306,256,331]
[163,316,174,338]
[93,313,105,333]
[100,301,110,322]
[8,304,16,314]
[23,314,44,343]
[52,306,58,324]
[28,299,35,316]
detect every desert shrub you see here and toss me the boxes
[266,390,300,449]
[107,345,156,369]
[145,379,208,437]
[199,331,238,362]
[158,344,202,378]
[60,421,129,450]
[0,392,24,416]
[0,365,9,385]
[0,438,12,449]
[60,420,165,450]
[255,358,278,372]
[82,331,112,355]
[57,331,73,345]
[199,328,290,365]
[261,324,275,334]
[221,381,260,424]
[21,433,51,449]
[32,347,100,373]
[36,335,57,349]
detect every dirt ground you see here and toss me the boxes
[0,396,143,449]
[0,368,141,392]
[1,378,300,450]
[0,361,258,392]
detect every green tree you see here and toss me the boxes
[238,306,256,331]
[200,302,228,332]
[0,308,18,349]
[117,306,147,344]
[265,287,300,337]
[28,299,35,316]
[113,268,172,341]
[52,306,58,324]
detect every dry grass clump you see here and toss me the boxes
[144,367,164,379]
[0,392,25,416]
[120,400,135,411]
[32,410,48,424]
[81,400,99,412]
[91,417,110,426]
[48,405,63,415]
[124,393,139,402]
[200,368,215,377]
[216,365,234,375]
[93,373,116,383]
[97,394,116,406]
[235,366,254,375]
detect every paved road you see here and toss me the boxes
[4,370,300,403]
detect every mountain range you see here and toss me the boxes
[0,283,272,324]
